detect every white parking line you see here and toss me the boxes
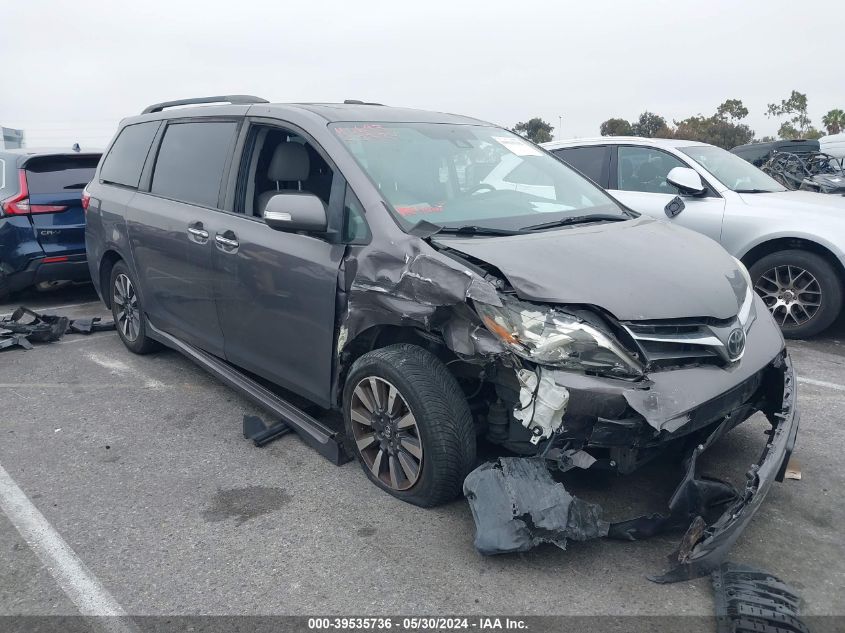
[84,351,165,389]
[797,376,845,392]
[0,461,129,621]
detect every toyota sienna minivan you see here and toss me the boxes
[86,96,799,579]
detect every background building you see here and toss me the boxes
[1,126,25,149]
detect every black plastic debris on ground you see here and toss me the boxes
[463,457,609,555]
[243,414,293,447]
[712,562,811,633]
[0,306,115,351]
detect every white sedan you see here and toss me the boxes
[543,136,845,338]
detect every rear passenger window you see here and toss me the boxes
[100,122,159,188]
[151,121,238,208]
[553,146,609,184]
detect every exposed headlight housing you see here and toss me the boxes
[475,296,644,378]
[733,257,757,332]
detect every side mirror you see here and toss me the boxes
[666,167,706,196]
[263,192,327,233]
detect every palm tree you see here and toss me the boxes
[822,109,845,135]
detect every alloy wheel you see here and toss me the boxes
[349,376,423,491]
[754,265,822,328]
[113,273,141,342]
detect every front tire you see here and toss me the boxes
[109,261,159,354]
[749,249,842,339]
[343,344,476,507]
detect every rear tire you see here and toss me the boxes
[109,261,159,354]
[343,344,476,507]
[749,249,842,339]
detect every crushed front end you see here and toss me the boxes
[462,289,799,581]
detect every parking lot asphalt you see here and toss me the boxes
[1,284,844,619]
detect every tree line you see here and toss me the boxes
[512,91,845,149]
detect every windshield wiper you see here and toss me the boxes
[521,214,629,231]
[435,225,527,237]
[734,188,777,194]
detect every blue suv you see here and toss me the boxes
[0,149,100,299]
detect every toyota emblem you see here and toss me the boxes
[727,328,746,360]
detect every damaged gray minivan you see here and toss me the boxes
[86,96,798,581]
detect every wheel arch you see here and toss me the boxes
[98,250,124,309]
[335,324,458,408]
[740,237,845,287]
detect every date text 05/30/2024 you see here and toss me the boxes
[307,617,527,630]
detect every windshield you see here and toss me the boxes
[331,123,627,231]
[679,145,786,193]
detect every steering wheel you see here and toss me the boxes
[467,184,496,195]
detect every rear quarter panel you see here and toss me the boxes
[85,183,137,299]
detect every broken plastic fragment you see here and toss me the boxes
[512,369,569,444]
[784,458,801,480]
[463,457,608,555]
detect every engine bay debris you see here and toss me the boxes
[512,369,569,444]
[0,306,115,351]
[712,562,810,633]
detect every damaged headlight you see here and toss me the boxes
[733,257,757,332]
[475,296,644,378]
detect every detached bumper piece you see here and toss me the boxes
[0,306,115,351]
[712,562,810,633]
[464,457,608,555]
[464,353,799,583]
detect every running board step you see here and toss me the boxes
[147,323,350,465]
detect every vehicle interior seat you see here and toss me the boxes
[257,142,311,214]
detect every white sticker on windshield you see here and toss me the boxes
[492,136,542,156]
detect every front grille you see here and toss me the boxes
[623,320,733,369]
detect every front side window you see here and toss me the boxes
[331,123,625,232]
[679,145,786,193]
[342,185,371,243]
[100,121,160,189]
[151,121,238,207]
[236,125,335,218]
[553,146,609,184]
[617,146,687,194]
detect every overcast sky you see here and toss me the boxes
[3,0,842,149]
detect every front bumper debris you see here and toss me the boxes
[463,457,608,555]
[0,306,116,352]
[464,352,799,583]
[712,562,810,633]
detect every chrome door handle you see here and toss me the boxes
[215,235,239,248]
[187,227,209,239]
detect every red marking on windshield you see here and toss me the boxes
[395,204,444,216]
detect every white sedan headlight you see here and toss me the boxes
[475,296,644,378]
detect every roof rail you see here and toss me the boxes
[343,99,385,106]
[141,95,269,115]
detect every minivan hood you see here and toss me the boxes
[433,217,746,321]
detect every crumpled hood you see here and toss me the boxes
[737,189,845,213]
[433,216,747,321]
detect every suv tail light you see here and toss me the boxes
[81,183,92,212]
[1,170,31,215]
[0,170,68,215]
